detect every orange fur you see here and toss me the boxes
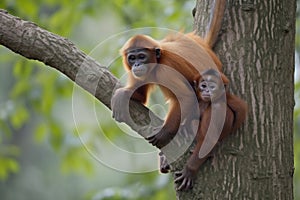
[175,70,247,190]
[116,32,224,148]
[112,0,227,148]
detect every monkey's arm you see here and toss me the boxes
[226,94,248,131]
[174,108,211,190]
[147,99,181,148]
[111,72,152,122]
[130,84,152,104]
[111,87,133,123]
[147,83,199,149]
[175,106,235,190]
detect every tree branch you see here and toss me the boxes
[0,9,162,134]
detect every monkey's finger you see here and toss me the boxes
[176,178,188,191]
[146,136,155,142]
[186,179,193,190]
[146,135,153,140]
[147,136,159,146]
[174,173,183,183]
[156,142,165,149]
[152,139,159,146]
[146,135,157,143]
[174,171,182,177]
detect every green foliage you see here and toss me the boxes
[90,173,175,200]
[34,123,48,142]
[0,145,20,180]
[0,0,298,199]
[1,0,192,199]
[0,0,85,180]
[9,105,29,129]
[0,156,19,180]
[111,0,194,30]
[61,145,94,175]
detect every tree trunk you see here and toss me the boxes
[174,0,295,199]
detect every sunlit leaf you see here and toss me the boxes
[10,106,29,129]
[6,158,20,173]
[49,122,63,150]
[61,146,94,175]
[0,157,20,180]
[13,60,23,78]
[16,0,38,18]
[34,123,48,142]
[10,80,30,98]
[0,120,12,136]
[13,60,34,79]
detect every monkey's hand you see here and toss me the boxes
[111,88,132,123]
[146,126,176,148]
[174,166,195,191]
[147,117,196,148]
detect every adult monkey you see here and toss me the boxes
[111,0,227,148]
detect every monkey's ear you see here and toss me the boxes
[193,80,198,89]
[155,48,161,59]
[193,79,199,92]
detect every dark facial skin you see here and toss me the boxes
[126,49,158,79]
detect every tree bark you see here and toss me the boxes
[174,0,295,199]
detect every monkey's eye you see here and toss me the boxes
[128,55,136,62]
[199,82,207,90]
[208,84,216,91]
[138,54,146,60]
[200,81,218,92]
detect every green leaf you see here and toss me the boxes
[16,0,38,18]
[10,106,29,129]
[34,123,48,142]
[0,157,20,180]
[61,146,94,175]
[12,60,33,79]
[0,120,12,137]
[10,80,30,98]
[7,158,19,173]
[49,122,63,150]
[13,60,23,78]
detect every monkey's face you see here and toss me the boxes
[126,48,160,79]
[199,75,222,102]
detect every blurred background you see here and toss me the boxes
[0,0,299,199]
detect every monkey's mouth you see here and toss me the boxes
[133,69,145,77]
[201,94,211,101]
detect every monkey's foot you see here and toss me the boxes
[174,167,195,191]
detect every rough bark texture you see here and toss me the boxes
[174,0,295,199]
